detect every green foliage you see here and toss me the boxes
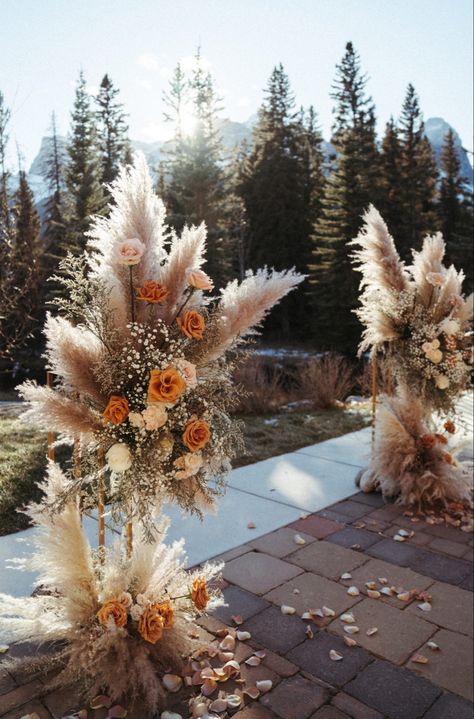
[95,74,130,190]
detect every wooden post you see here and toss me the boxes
[74,435,83,522]
[371,352,377,451]
[97,446,106,557]
[127,516,133,558]
[46,372,55,461]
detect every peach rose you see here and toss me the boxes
[443,451,455,465]
[177,310,205,340]
[103,395,129,425]
[142,403,168,430]
[115,238,145,266]
[148,367,186,405]
[191,577,209,611]
[156,601,174,629]
[97,599,128,628]
[128,411,145,429]
[183,418,211,452]
[136,280,169,304]
[176,359,197,388]
[435,433,448,445]
[444,420,456,434]
[174,452,203,479]
[420,434,436,449]
[138,603,165,644]
[186,268,214,291]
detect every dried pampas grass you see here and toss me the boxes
[0,465,224,711]
[359,386,472,506]
[18,381,102,437]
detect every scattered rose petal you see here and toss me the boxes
[366,627,378,636]
[393,535,406,542]
[343,636,358,647]
[243,687,260,700]
[161,712,183,719]
[107,707,127,719]
[209,699,228,713]
[427,641,440,651]
[418,602,432,612]
[256,680,273,693]
[247,522,256,529]
[397,529,411,537]
[0,645,9,654]
[294,534,306,545]
[365,581,377,590]
[218,652,234,662]
[329,649,343,661]
[340,572,352,580]
[322,606,335,617]
[281,605,296,615]
[344,625,360,634]
[226,695,242,709]
[351,543,361,550]
[219,635,236,651]
[378,577,388,585]
[222,660,240,677]
[245,655,261,666]
[163,674,183,693]
[353,521,366,529]
[293,588,301,594]
[340,612,356,624]
[305,625,314,639]
[381,587,393,596]
[397,591,411,602]
[411,654,429,664]
[367,590,381,599]
[232,615,243,625]
[236,630,251,641]
[347,586,360,596]
[90,696,112,710]
[299,512,309,519]
[255,650,267,658]
[201,679,217,696]
[20,714,41,719]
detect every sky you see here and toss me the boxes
[1,0,473,169]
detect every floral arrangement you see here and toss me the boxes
[0,463,223,711]
[351,206,473,505]
[19,153,304,526]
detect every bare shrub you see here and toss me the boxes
[357,354,395,398]
[298,354,355,409]
[232,355,288,414]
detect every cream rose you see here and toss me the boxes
[434,374,450,390]
[128,411,145,429]
[439,318,460,335]
[174,452,203,479]
[142,404,168,430]
[106,443,132,472]
[176,359,198,388]
[130,604,144,621]
[426,272,444,287]
[115,238,145,266]
[186,267,214,291]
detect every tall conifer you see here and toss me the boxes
[95,74,130,190]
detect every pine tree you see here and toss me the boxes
[65,71,104,252]
[378,118,404,240]
[163,52,229,288]
[309,42,380,352]
[396,84,438,259]
[239,65,317,339]
[0,90,10,230]
[439,129,473,289]
[95,74,130,190]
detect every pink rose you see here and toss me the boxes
[426,272,444,287]
[186,268,214,291]
[176,359,197,388]
[115,238,145,266]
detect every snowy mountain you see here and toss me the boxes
[24,116,473,203]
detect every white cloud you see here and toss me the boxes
[138,52,159,72]
[139,121,172,143]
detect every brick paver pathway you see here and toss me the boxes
[1,491,473,719]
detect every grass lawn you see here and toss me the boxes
[0,404,370,536]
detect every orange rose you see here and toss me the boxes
[443,451,455,465]
[435,433,448,445]
[136,280,169,304]
[183,418,211,452]
[103,395,129,425]
[97,599,128,628]
[420,434,436,449]
[444,420,456,434]
[148,367,186,404]
[191,577,209,611]
[177,310,205,339]
[138,603,165,644]
[156,601,174,629]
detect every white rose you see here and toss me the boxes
[439,318,460,336]
[176,358,198,388]
[434,374,450,390]
[130,604,144,621]
[142,403,168,430]
[118,591,133,608]
[106,443,132,472]
[128,411,145,429]
[174,452,203,479]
